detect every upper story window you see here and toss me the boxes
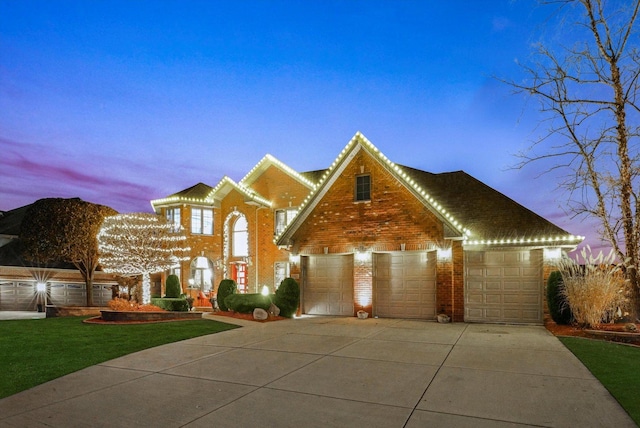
[166,208,181,232]
[232,216,248,256]
[191,208,213,235]
[274,208,298,235]
[355,174,371,202]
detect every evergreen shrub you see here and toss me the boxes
[546,270,572,325]
[224,293,272,314]
[274,277,299,318]
[165,274,181,298]
[217,279,237,311]
[150,298,189,312]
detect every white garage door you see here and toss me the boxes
[465,249,543,324]
[0,281,114,310]
[373,251,436,319]
[0,281,37,310]
[303,254,354,316]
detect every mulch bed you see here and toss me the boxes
[211,310,287,323]
[545,318,640,347]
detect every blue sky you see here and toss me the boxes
[0,0,604,250]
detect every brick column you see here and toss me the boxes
[354,254,373,316]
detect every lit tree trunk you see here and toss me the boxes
[142,272,151,304]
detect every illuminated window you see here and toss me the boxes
[190,256,213,292]
[191,208,213,235]
[355,175,371,201]
[166,208,181,232]
[274,208,297,235]
[233,216,248,256]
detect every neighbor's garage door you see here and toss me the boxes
[373,251,436,319]
[303,254,354,316]
[0,281,37,311]
[465,249,543,324]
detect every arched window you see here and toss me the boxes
[232,216,248,257]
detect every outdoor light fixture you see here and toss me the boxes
[544,248,562,261]
[289,253,300,267]
[261,285,269,296]
[36,282,46,292]
[437,247,452,261]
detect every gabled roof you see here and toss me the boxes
[240,154,317,189]
[205,176,272,208]
[400,167,580,246]
[275,132,470,245]
[275,132,583,248]
[151,182,214,209]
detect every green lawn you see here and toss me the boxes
[560,337,640,425]
[0,317,239,399]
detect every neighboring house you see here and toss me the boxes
[152,133,582,324]
[0,204,116,311]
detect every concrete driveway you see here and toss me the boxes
[0,315,635,427]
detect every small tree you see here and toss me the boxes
[21,198,117,306]
[97,213,190,304]
[165,274,181,298]
[505,0,640,317]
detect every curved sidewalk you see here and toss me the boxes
[0,316,635,427]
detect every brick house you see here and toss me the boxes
[152,133,582,324]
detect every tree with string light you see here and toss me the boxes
[97,213,190,304]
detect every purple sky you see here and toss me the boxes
[0,0,607,252]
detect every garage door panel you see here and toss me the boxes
[465,250,543,324]
[486,267,502,277]
[503,267,521,277]
[522,294,541,305]
[485,294,502,304]
[374,251,436,319]
[503,281,521,290]
[485,281,502,290]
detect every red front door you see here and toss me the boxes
[233,263,247,293]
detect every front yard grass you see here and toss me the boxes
[0,316,239,399]
[559,337,640,425]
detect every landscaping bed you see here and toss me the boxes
[95,310,203,323]
[212,310,286,323]
[545,319,640,346]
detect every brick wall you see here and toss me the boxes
[291,150,445,254]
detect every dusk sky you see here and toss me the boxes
[1,0,606,251]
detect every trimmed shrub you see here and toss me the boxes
[217,279,237,312]
[546,271,571,325]
[165,274,181,298]
[150,298,189,312]
[224,293,272,314]
[274,277,299,318]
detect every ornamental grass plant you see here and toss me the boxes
[556,246,628,329]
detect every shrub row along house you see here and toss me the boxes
[151,133,582,324]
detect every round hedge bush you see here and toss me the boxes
[224,293,272,314]
[547,270,572,325]
[274,277,299,318]
[165,274,181,298]
[217,279,237,312]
